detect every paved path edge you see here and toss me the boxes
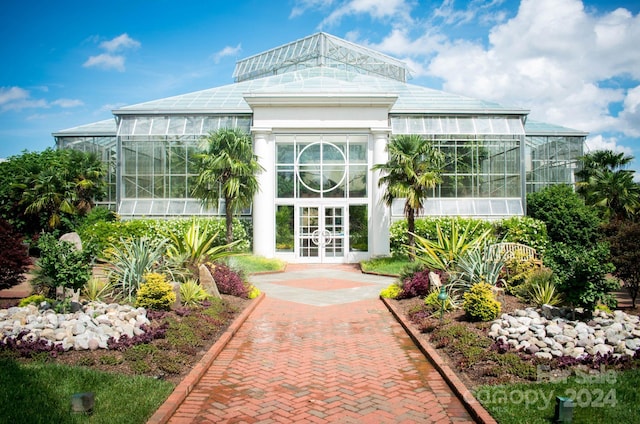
[146,293,266,424]
[382,297,497,424]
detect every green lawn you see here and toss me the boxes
[476,368,640,424]
[360,256,411,276]
[227,254,287,274]
[0,357,174,424]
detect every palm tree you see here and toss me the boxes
[15,150,106,230]
[372,134,444,259]
[587,168,640,221]
[192,128,264,245]
[576,149,640,221]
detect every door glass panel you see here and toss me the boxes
[299,207,319,258]
[323,207,344,258]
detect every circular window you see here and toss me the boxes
[296,142,346,194]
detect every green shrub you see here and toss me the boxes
[380,283,403,299]
[463,283,501,322]
[79,218,249,261]
[135,273,176,311]
[493,216,550,255]
[544,242,617,310]
[527,185,602,247]
[32,233,91,297]
[390,217,494,257]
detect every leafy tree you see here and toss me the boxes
[526,184,602,247]
[372,134,444,258]
[606,221,640,308]
[0,220,31,290]
[576,150,640,221]
[0,148,106,235]
[192,129,264,245]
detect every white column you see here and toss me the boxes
[371,129,391,257]
[252,129,275,258]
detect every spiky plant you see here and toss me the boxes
[107,237,166,302]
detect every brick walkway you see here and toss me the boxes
[165,265,475,423]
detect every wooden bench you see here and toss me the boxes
[489,242,541,264]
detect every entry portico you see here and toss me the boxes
[248,92,396,262]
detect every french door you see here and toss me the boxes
[298,205,345,263]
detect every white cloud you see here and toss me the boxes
[619,85,640,137]
[417,0,640,138]
[0,86,82,112]
[585,134,634,156]
[294,0,413,28]
[83,53,126,71]
[290,0,335,18]
[0,86,46,111]
[212,44,242,64]
[51,98,84,108]
[99,33,141,52]
[0,86,29,106]
[84,33,140,72]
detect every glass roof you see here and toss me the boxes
[115,67,526,115]
[524,119,588,136]
[233,32,410,83]
[52,119,116,136]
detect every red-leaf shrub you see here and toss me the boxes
[0,219,31,290]
[209,262,249,298]
[399,269,446,299]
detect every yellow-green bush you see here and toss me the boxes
[503,253,539,294]
[380,283,403,299]
[424,289,454,313]
[135,273,176,310]
[248,285,261,299]
[463,282,501,322]
[18,294,49,307]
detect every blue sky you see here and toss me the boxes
[1,0,639,174]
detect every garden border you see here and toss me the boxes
[382,297,497,424]
[147,293,266,424]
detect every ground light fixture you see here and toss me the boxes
[438,285,448,323]
[554,396,574,423]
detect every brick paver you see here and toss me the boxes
[166,266,475,423]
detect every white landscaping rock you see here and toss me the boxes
[0,301,152,352]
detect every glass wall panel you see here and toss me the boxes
[275,205,294,252]
[275,133,369,201]
[348,165,367,197]
[349,205,368,252]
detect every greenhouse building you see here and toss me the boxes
[53,32,586,263]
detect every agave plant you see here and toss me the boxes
[82,278,115,302]
[450,242,508,292]
[179,278,211,306]
[106,237,167,301]
[528,269,563,307]
[413,220,493,271]
[165,218,240,269]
